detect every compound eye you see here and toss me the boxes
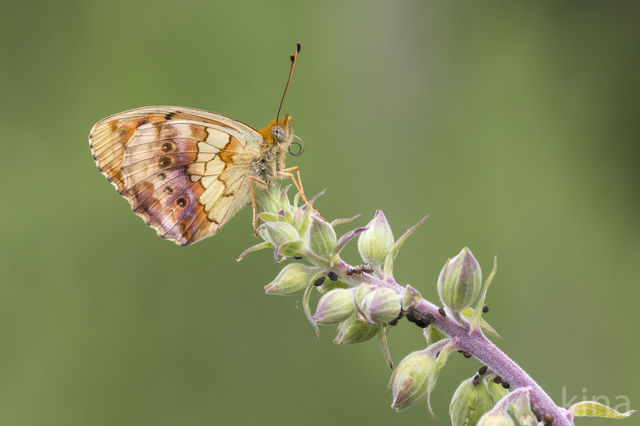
[271,125,285,142]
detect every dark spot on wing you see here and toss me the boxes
[159,156,172,168]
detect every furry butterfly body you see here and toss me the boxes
[89,106,295,246]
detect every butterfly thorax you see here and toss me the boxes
[253,114,294,187]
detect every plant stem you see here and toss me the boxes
[329,258,572,426]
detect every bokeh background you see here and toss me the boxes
[1,1,638,425]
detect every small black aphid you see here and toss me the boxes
[361,264,374,273]
[327,271,338,281]
[313,276,326,287]
[388,312,404,326]
[415,317,430,328]
[405,310,416,323]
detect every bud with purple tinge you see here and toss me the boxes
[437,247,482,313]
[264,263,320,296]
[305,214,337,261]
[361,288,401,325]
[312,288,355,324]
[357,210,394,269]
[449,374,508,426]
[389,349,436,411]
[334,314,379,344]
[258,221,304,258]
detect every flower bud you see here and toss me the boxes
[449,376,508,426]
[334,314,379,344]
[256,212,281,223]
[353,283,375,322]
[389,349,436,411]
[315,279,348,294]
[361,288,401,325]
[305,214,337,260]
[291,204,312,235]
[259,221,301,247]
[437,247,482,313]
[354,283,374,304]
[477,412,515,426]
[312,288,355,324]
[262,185,292,214]
[358,210,395,268]
[264,263,319,296]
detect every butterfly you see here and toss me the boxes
[89,43,310,246]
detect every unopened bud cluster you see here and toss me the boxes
[241,187,499,410]
[240,187,415,346]
[237,187,624,426]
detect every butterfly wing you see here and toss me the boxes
[89,106,263,246]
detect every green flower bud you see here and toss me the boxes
[358,210,395,269]
[353,283,375,322]
[256,212,281,223]
[277,240,306,258]
[437,247,482,313]
[354,283,375,304]
[477,412,515,426]
[291,203,312,235]
[361,288,401,325]
[262,185,292,214]
[312,288,355,324]
[259,221,301,248]
[316,279,349,294]
[389,349,436,411]
[450,375,509,426]
[334,314,379,344]
[305,214,337,260]
[264,263,319,296]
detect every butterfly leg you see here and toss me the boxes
[249,176,268,236]
[278,166,324,220]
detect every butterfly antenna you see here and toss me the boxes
[276,42,301,122]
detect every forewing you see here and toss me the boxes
[89,106,263,245]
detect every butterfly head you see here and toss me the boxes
[261,114,294,147]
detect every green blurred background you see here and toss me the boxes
[1,1,638,425]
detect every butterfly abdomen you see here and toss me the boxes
[251,147,280,188]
